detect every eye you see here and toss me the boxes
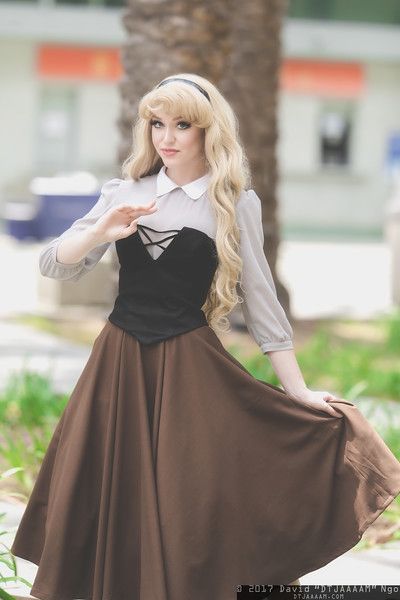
[150,119,191,130]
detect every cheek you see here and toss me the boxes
[151,129,161,145]
[182,130,203,151]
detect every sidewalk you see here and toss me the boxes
[0,233,399,594]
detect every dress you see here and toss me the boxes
[10,167,400,600]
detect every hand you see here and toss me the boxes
[91,200,158,243]
[290,388,341,417]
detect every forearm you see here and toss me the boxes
[265,348,307,397]
[56,227,105,265]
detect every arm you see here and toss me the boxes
[39,178,122,281]
[56,227,108,266]
[265,348,307,397]
[236,189,294,354]
[237,190,339,415]
[268,348,340,415]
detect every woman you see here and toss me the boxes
[11,73,400,600]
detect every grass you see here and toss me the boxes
[13,313,103,346]
[227,309,400,402]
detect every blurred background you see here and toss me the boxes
[1,0,400,595]
[1,0,400,238]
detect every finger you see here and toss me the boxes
[325,395,338,403]
[124,217,138,229]
[118,221,139,239]
[128,205,156,214]
[126,206,158,219]
[116,205,137,213]
[116,203,154,212]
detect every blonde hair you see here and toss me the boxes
[121,73,252,336]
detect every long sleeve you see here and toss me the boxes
[236,189,294,353]
[38,178,122,281]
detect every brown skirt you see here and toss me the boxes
[10,320,400,600]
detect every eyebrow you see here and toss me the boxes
[151,115,184,121]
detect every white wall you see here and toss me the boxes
[277,62,400,234]
[0,39,121,195]
[77,83,120,172]
[0,40,37,189]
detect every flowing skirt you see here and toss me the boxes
[10,320,400,600]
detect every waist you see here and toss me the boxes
[107,295,208,345]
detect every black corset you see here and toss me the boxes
[108,224,219,345]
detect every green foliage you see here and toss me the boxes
[380,307,400,353]
[0,469,34,599]
[0,423,57,493]
[0,369,67,494]
[229,309,400,407]
[0,368,67,428]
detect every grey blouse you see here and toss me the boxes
[38,165,294,354]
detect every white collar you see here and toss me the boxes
[156,165,210,200]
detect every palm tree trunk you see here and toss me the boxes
[220,0,291,314]
[118,0,234,163]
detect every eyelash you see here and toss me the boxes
[150,119,191,130]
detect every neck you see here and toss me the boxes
[165,162,208,186]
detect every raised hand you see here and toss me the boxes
[91,200,158,243]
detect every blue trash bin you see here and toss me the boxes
[4,202,39,241]
[35,192,101,240]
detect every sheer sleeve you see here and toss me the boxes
[38,178,122,282]
[236,189,294,353]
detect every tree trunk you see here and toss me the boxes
[219,0,292,315]
[118,0,234,163]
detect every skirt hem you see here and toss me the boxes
[13,481,400,599]
[286,480,400,584]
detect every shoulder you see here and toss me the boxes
[110,173,158,205]
[98,178,124,202]
[236,189,262,225]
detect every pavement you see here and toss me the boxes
[0,233,399,595]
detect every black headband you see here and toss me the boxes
[156,77,211,103]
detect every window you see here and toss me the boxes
[35,86,77,174]
[319,101,353,168]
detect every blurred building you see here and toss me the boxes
[0,0,400,238]
[280,1,400,239]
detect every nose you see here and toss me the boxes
[162,126,176,144]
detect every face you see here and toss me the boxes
[150,109,206,171]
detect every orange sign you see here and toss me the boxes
[280,59,364,97]
[38,45,123,81]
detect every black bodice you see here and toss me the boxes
[108,224,219,345]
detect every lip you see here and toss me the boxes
[161,149,179,155]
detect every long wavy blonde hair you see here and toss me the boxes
[121,73,252,336]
